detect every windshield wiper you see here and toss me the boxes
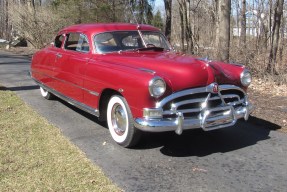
[136,47,164,52]
[117,47,165,53]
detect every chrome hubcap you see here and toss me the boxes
[111,104,127,136]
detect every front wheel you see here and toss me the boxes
[107,95,141,147]
[40,86,54,100]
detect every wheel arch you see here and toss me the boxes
[98,88,122,121]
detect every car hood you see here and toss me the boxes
[95,51,243,92]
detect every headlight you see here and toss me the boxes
[149,77,166,98]
[240,70,252,86]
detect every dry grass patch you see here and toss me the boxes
[249,78,287,133]
[0,86,120,191]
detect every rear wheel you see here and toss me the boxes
[107,95,141,147]
[40,86,54,100]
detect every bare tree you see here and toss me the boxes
[267,0,285,74]
[177,0,194,53]
[215,0,231,62]
[240,0,246,50]
[129,0,154,24]
[164,0,172,41]
[0,0,12,41]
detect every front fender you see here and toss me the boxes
[84,59,160,118]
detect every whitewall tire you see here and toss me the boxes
[107,95,141,147]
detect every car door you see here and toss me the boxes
[33,34,65,89]
[53,32,91,103]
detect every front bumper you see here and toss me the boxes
[134,98,254,135]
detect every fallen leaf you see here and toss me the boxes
[192,167,207,173]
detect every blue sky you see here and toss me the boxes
[154,0,165,14]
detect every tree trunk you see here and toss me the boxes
[184,0,193,54]
[0,0,4,38]
[164,0,172,41]
[214,0,220,58]
[139,0,144,23]
[235,0,240,41]
[278,8,285,64]
[4,0,10,40]
[240,0,246,50]
[178,1,185,51]
[269,0,273,46]
[112,0,116,22]
[215,0,231,62]
[267,0,284,74]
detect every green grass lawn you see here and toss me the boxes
[0,86,120,191]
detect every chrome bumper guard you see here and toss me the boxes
[134,103,254,134]
[134,83,254,135]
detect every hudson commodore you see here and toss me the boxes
[31,23,254,147]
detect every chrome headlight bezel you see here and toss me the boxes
[240,69,252,87]
[149,76,166,98]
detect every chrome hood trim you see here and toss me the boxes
[138,68,156,74]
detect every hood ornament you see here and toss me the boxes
[212,83,219,93]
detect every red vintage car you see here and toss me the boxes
[31,23,253,147]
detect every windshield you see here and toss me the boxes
[94,31,170,53]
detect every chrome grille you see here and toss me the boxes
[157,84,246,119]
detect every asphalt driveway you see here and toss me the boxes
[1,50,287,192]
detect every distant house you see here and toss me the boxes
[233,10,287,38]
[233,10,265,37]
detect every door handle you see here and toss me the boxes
[56,53,62,58]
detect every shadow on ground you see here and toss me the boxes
[57,98,107,127]
[136,116,279,157]
[0,61,30,65]
[47,96,281,158]
[0,54,32,59]
[0,85,39,91]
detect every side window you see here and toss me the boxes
[76,34,90,52]
[54,34,64,48]
[64,33,80,51]
[64,33,90,53]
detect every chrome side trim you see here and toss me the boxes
[89,91,99,96]
[32,78,100,117]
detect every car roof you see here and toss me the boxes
[58,23,160,35]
